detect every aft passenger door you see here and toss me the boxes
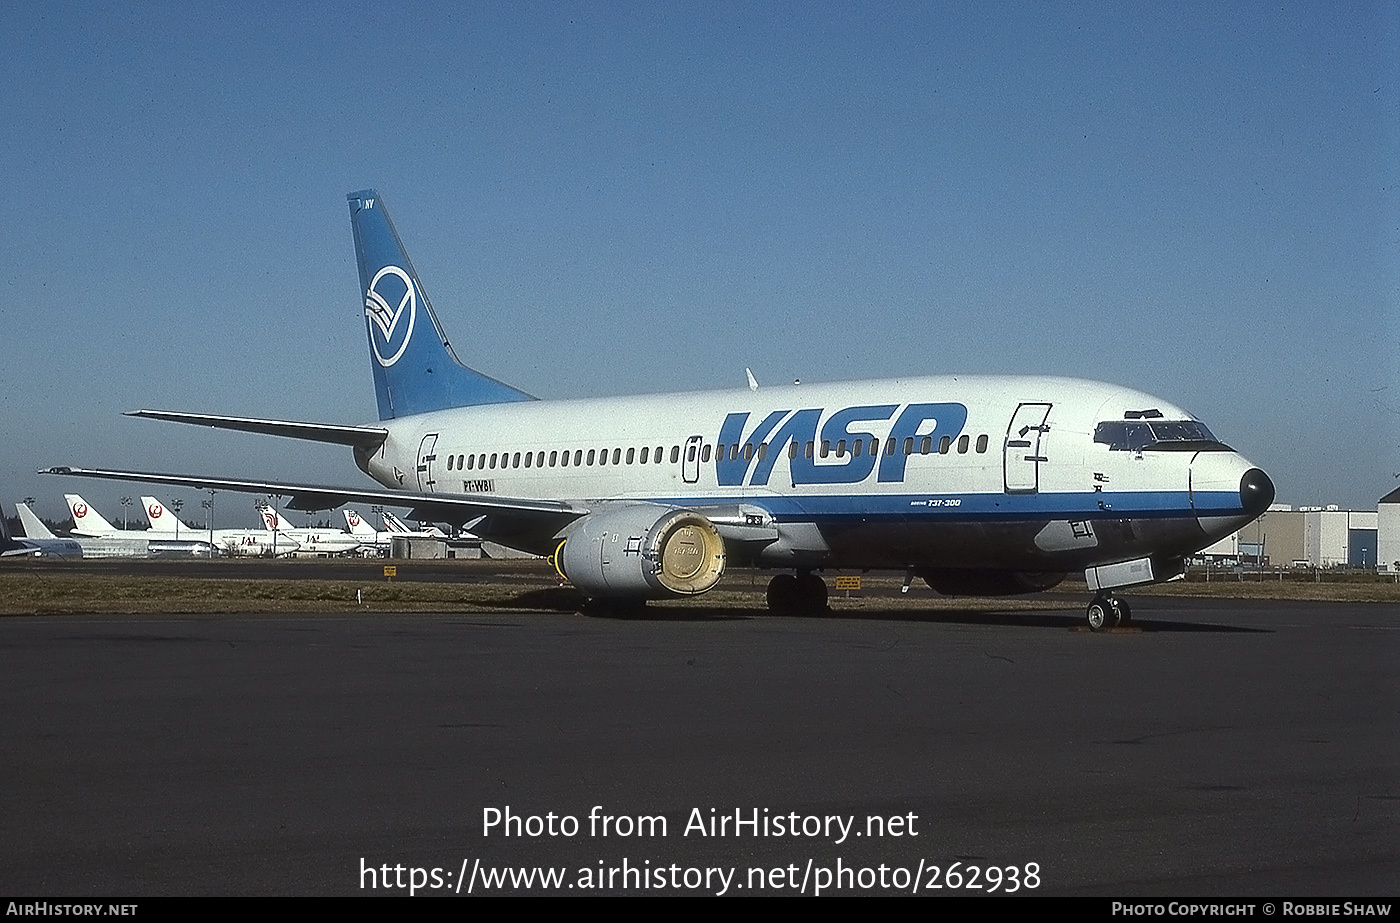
[416,433,439,493]
[1004,403,1052,494]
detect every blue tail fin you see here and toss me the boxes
[348,190,534,420]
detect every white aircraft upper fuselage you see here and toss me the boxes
[46,189,1273,627]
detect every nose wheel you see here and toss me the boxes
[1086,594,1131,631]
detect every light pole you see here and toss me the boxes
[120,496,132,530]
[201,491,215,557]
[171,498,183,540]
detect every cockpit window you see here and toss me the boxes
[1093,420,1229,452]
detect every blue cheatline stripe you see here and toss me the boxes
[628,490,1242,522]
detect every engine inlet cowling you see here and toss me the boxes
[555,506,726,598]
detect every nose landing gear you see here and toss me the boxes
[1086,594,1131,631]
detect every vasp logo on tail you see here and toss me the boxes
[365,265,417,367]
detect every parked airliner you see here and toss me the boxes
[142,496,300,557]
[2,505,82,558]
[63,494,214,557]
[256,505,362,556]
[46,190,1274,628]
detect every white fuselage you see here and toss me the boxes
[357,374,1263,571]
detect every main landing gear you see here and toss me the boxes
[766,571,829,615]
[1085,594,1131,631]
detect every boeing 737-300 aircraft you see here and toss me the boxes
[46,190,1274,628]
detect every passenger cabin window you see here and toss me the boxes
[976,434,988,453]
[957,435,969,454]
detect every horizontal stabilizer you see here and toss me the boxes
[125,410,389,449]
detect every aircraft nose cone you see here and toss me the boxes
[1240,468,1275,518]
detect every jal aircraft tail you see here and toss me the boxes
[141,496,186,533]
[343,509,378,537]
[258,505,284,532]
[65,494,119,536]
[347,190,535,420]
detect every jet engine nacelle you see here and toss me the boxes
[555,505,727,599]
[920,568,1066,597]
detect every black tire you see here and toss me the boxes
[796,572,829,613]
[1086,597,1116,632]
[767,573,799,613]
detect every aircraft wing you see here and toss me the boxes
[41,466,581,526]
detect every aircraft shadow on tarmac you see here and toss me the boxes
[502,587,1271,632]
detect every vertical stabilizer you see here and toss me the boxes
[343,509,378,537]
[16,503,56,539]
[141,497,183,533]
[66,494,119,536]
[347,190,534,420]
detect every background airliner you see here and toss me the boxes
[2,505,83,559]
[63,493,215,557]
[47,190,1274,628]
[256,505,362,556]
[142,496,300,557]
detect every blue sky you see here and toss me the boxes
[2,1,1396,526]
